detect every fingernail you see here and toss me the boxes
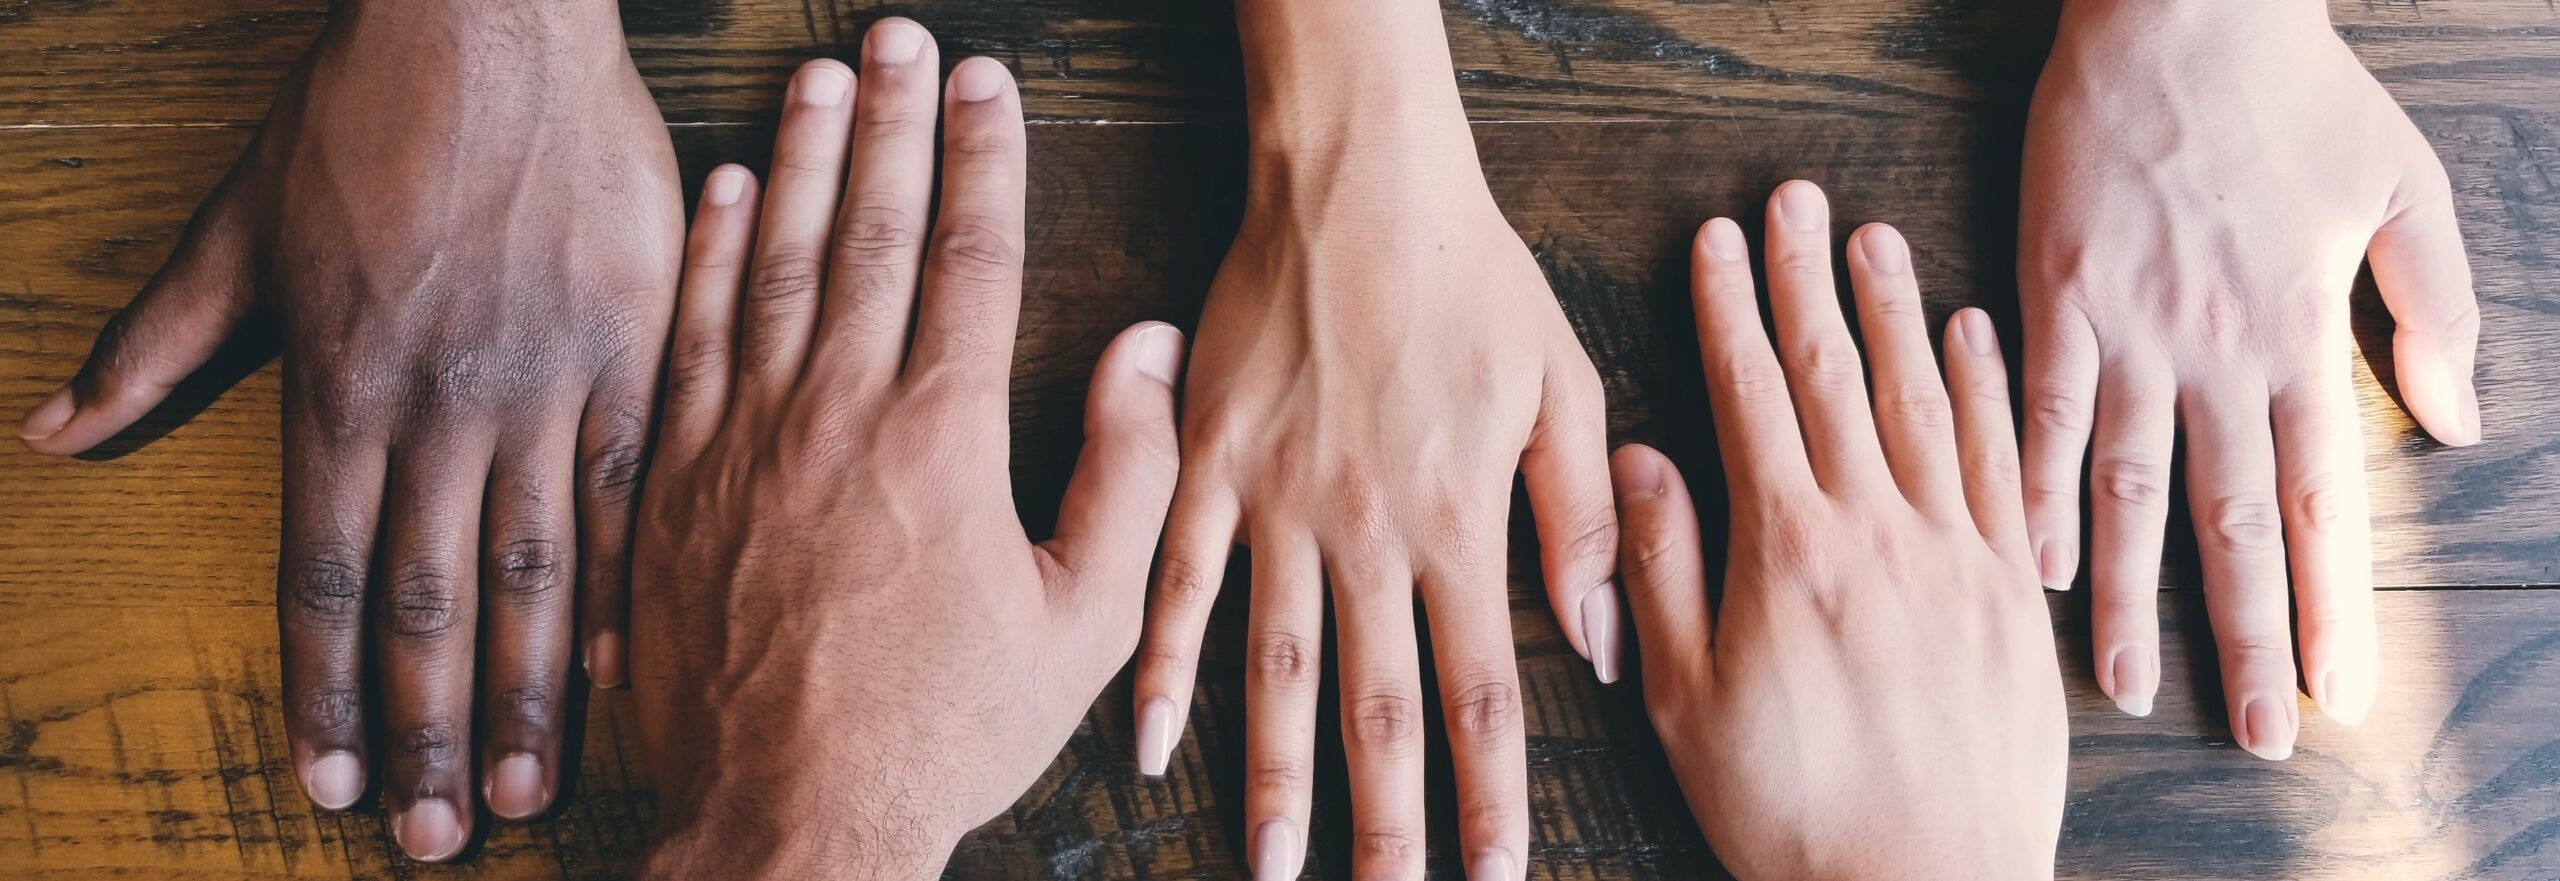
[393,797,466,862]
[1134,325,1182,387]
[303,751,363,811]
[2238,696,2296,761]
[2450,384,2483,447]
[1252,819,1298,880]
[1959,308,1998,357]
[869,19,926,65]
[2316,669,2371,727]
[2105,647,2154,718]
[485,753,549,820]
[1702,218,1746,262]
[795,63,851,106]
[1582,585,1621,684]
[1135,696,1177,777]
[2035,539,2075,590]
[952,57,1009,103]
[1469,847,1518,881]
[1777,181,1826,233]
[1859,224,1909,274]
[586,631,626,688]
[18,385,73,442]
[705,167,747,207]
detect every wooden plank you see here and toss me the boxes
[0,1,2553,126]
[2,589,2557,880]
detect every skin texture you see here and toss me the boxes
[629,26,1184,881]
[1620,184,2068,881]
[1129,2,1616,878]
[14,0,681,857]
[2020,0,2483,757]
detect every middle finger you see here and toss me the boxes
[377,431,494,861]
[1763,181,1891,493]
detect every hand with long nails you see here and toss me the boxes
[1125,2,1618,878]
[15,1,680,858]
[2020,0,2482,757]
[1620,183,2068,881]
[628,27,1186,881]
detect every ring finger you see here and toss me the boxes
[1243,530,1322,880]
[1330,554,1427,879]
[477,418,579,821]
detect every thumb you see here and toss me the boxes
[1039,322,1186,611]
[2368,155,2482,446]
[20,172,256,455]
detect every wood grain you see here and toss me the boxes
[1,1,2557,879]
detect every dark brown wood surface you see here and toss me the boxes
[2,1,2556,879]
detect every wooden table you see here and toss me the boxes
[4,1,2557,878]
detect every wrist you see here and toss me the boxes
[331,0,629,56]
[637,767,961,881]
[2058,0,2328,35]
[1235,0,1476,178]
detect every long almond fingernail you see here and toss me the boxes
[1582,585,1621,685]
[1136,696,1176,777]
[1253,819,1298,880]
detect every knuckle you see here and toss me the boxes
[748,255,826,307]
[930,218,1021,285]
[1447,678,1520,744]
[2206,496,2285,554]
[832,204,927,266]
[1356,826,1424,866]
[1962,445,2023,488]
[386,564,466,638]
[2028,387,2090,436]
[1789,338,1864,393]
[1717,353,1789,404]
[496,681,560,727]
[945,128,1021,163]
[667,333,729,393]
[587,437,648,509]
[392,723,464,769]
[1878,382,1952,430]
[2286,475,2346,530]
[1252,633,1319,688]
[1346,688,1423,755]
[1153,556,1221,612]
[2094,458,2167,507]
[1556,505,1619,568]
[1623,529,1697,590]
[283,549,368,623]
[1250,757,1309,792]
[297,688,363,735]
[409,346,489,407]
[489,538,566,607]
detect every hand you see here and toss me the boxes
[14,2,682,856]
[2019,0,2482,755]
[628,26,1185,881]
[1616,183,2067,881]
[1129,5,1617,875]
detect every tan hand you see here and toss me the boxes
[630,26,1182,881]
[2019,0,2481,755]
[1619,183,2067,881]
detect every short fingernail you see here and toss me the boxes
[1958,307,1998,357]
[2238,696,2296,762]
[18,385,74,442]
[2105,647,2155,718]
[869,18,926,65]
[795,63,851,106]
[1469,847,1518,881]
[952,57,1010,102]
[1859,224,1909,274]
[586,631,626,688]
[1135,696,1177,777]
[485,753,549,820]
[2035,539,2075,590]
[393,797,466,862]
[303,751,363,811]
[2452,383,2484,446]
[1581,585,1621,684]
[1702,218,1746,262]
[1134,325,1182,387]
[705,167,747,207]
[1777,180,1826,233]
[1253,819,1298,880]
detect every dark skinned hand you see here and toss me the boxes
[16,1,681,859]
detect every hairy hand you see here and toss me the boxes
[630,25,1182,881]
[2019,0,2481,755]
[16,2,681,857]
[1620,184,2067,881]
